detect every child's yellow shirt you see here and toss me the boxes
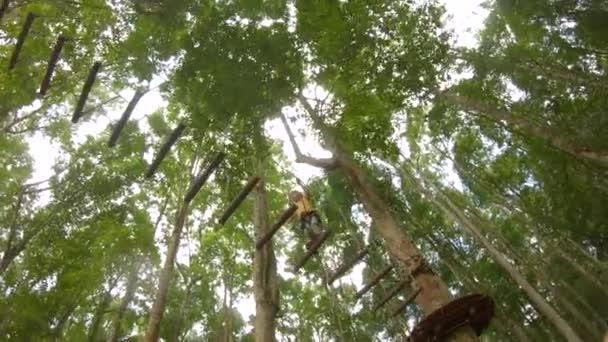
[292,196,313,221]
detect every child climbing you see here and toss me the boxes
[288,179,325,250]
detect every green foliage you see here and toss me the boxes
[0,0,606,341]
[173,7,303,132]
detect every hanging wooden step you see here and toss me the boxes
[72,61,101,123]
[391,287,422,317]
[255,204,297,250]
[108,90,145,147]
[8,12,35,70]
[145,123,186,178]
[0,0,10,22]
[355,264,393,300]
[293,230,331,272]
[39,34,67,96]
[327,247,369,284]
[372,280,407,313]
[183,152,225,204]
[218,176,261,225]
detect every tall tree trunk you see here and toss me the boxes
[442,91,608,165]
[51,293,82,340]
[252,158,279,342]
[88,291,113,342]
[558,249,608,293]
[294,97,479,342]
[172,280,193,342]
[427,234,532,342]
[107,263,139,342]
[437,169,607,337]
[441,145,608,277]
[413,170,584,342]
[0,249,18,275]
[144,203,189,342]
[108,198,168,342]
[552,287,602,341]
[0,232,38,276]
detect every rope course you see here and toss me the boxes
[184,152,225,204]
[355,264,393,300]
[255,204,297,249]
[145,123,187,178]
[391,287,422,318]
[108,90,145,147]
[39,34,67,96]
[293,230,330,272]
[327,247,369,284]
[218,176,260,225]
[8,12,35,70]
[72,61,102,123]
[1,11,497,342]
[373,280,408,313]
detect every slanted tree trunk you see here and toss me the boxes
[107,263,139,342]
[108,198,168,342]
[51,292,83,340]
[434,170,607,338]
[428,234,534,342]
[558,249,608,294]
[442,91,608,165]
[171,270,199,342]
[0,186,92,277]
[88,291,113,342]
[252,157,279,342]
[0,190,38,276]
[438,145,608,279]
[144,202,190,342]
[221,277,235,342]
[293,97,479,342]
[410,168,584,342]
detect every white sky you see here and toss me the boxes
[23,1,488,338]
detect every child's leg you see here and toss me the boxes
[308,212,323,235]
[301,215,313,239]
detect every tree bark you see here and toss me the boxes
[88,291,113,342]
[430,235,532,342]
[414,171,584,342]
[144,203,190,342]
[51,292,82,340]
[108,198,168,342]
[252,157,279,342]
[442,91,608,165]
[107,263,139,342]
[294,97,478,342]
[558,249,608,295]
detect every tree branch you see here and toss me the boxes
[279,112,337,170]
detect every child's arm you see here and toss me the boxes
[296,177,311,199]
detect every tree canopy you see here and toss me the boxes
[0,0,606,341]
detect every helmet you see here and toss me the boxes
[289,190,303,203]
